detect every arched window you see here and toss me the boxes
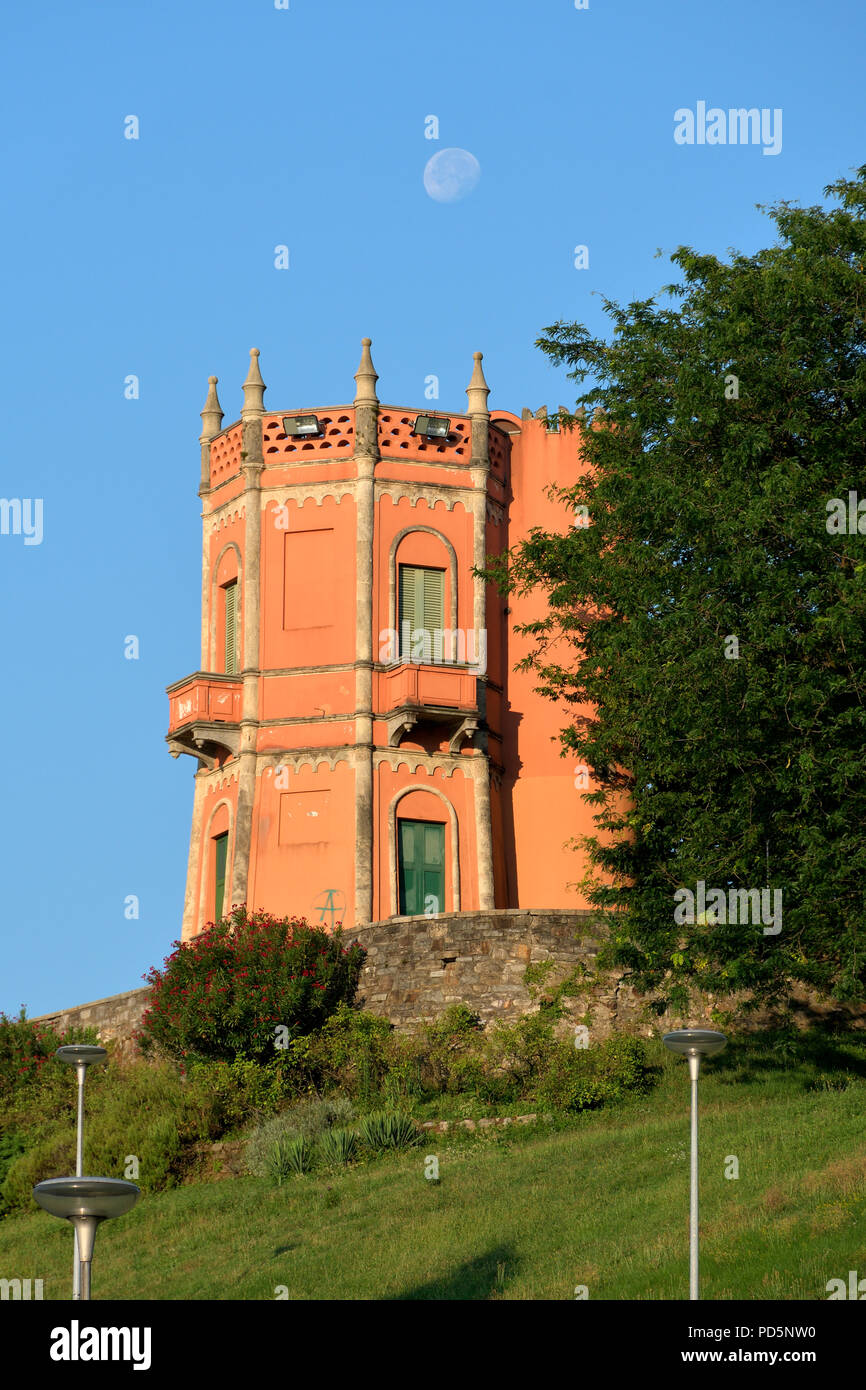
[389,528,459,665]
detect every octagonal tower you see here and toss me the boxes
[166,341,596,938]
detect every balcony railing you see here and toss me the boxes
[375,661,480,750]
[166,672,242,767]
[377,662,477,712]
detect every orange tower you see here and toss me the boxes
[166,342,596,939]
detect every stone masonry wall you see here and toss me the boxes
[30,986,152,1059]
[31,909,857,1055]
[26,912,666,1052]
[352,909,619,1031]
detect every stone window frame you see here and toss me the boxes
[387,526,459,665]
[209,541,242,673]
[201,796,235,930]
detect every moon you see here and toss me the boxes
[423,148,481,203]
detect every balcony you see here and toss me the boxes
[375,662,481,751]
[166,672,242,768]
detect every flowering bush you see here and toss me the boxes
[0,1008,98,1105]
[137,904,366,1064]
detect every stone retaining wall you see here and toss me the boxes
[30,909,860,1055]
[352,909,619,1031]
[30,986,151,1059]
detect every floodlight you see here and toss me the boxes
[411,414,451,440]
[282,414,324,438]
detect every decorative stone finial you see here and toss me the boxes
[465,351,490,416]
[199,375,223,441]
[353,337,379,406]
[241,348,266,418]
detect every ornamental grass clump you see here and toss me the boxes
[268,1135,315,1184]
[317,1126,360,1167]
[359,1111,421,1154]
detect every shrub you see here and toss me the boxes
[1,1131,75,1214]
[0,1058,224,1214]
[418,1004,485,1094]
[317,1126,359,1166]
[359,1111,421,1153]
[300,1005,397,1100]
[244,1097,355,1177]
[0,1009,99,1119]
[0,1131,26,1213]
[184,1057,297,1130]
[137,904,367,1064]
[537,1034,652,1113]
[482,1012,558,1092]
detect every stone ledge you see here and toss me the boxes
[418,1114,540,1133]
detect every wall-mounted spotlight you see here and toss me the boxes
[282,414,324,438]
[412,414,451,440]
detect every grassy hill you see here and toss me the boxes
[2,1029,865,1300]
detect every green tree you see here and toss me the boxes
[485,168,866,1014]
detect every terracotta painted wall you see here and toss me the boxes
[499,414,599,909]
[169,376,604,941]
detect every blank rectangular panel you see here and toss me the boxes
[224,582,237,674]
[278,790,331,845]
[284,530,336,631]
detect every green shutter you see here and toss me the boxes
[398,565,416,635]
[214,833,228,920]
[224,582,237,674]
[398,565,444,661]
[422,568,443,633]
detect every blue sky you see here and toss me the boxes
[1,0,864,1017]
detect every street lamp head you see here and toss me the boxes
[33,1177,140,1222]
[34,1177,140,1298]
[55,1045,108,1068]
[663,1029,727,1058]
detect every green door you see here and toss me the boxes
[398,819,445,916]
[214,832,228,920]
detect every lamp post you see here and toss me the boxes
[33,1177,140,1301]
[663,1028,727,1300]
[55,1044,107,1298]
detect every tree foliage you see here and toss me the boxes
[484,168,866,1013]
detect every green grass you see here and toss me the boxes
[2,1029,866,1300]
